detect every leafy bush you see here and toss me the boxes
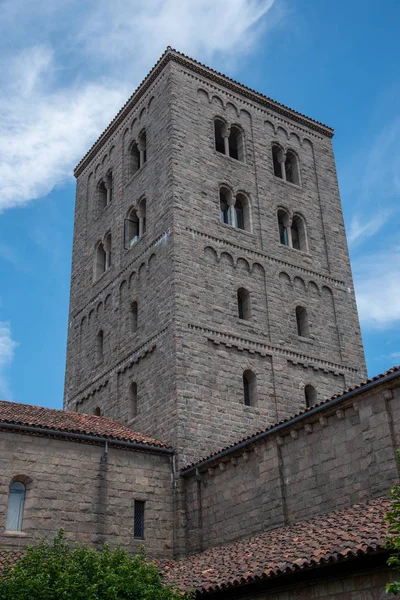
[0,530,190,600]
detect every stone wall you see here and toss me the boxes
[0,432,174,558]
[183,382,400,554]
[234,568,397,600]
[65,52,366,466]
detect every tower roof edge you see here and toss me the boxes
[74,47,334,178]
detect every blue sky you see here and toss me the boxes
[0,0,399,409]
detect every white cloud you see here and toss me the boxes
[0,322,18,399]
[353,247,400,328]
[348,212,390,247]
[0,0,279,211]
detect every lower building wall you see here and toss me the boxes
[0,431,174,558]
[237,568,397,600]
[183,383,400,553]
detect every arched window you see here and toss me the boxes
[236,193,250,231]
[104,233,112,269]
[138,199,147,235]
[296,306,310,338]
[291,214,307,251]
[95,242,106,279]
[272,145,284,178]
[105,171,113,204]
[285,150,300,185]
[237,288,251,320]
[96,330,104,363]
[125,208,139,247]
[98,180,107,211]
[131,301,138,332]
[129,142,140,176]
[304,385,318,407]
[129,382,137,420]
[277,210,289,246]
[220,189,231,225]
[6,482,25,531]
[93,406,102,416]
[228,126,244,161]
[138,130,147,167]
[243,370,257,407]
[214,119,226,154]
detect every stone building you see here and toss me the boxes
[0,49,398,598]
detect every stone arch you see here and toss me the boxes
[264,119,276,134]
[220,251,234,268]
[129,271,137,288]
[279,271,292,286]
[102,154,108,166]
[139,107,146,121]
[96,301,103,317]
[147,253,156,271]
[211,95,224,109]
[138,262,146,279]
[131,117,137,131]
[236,257,251,273]
[293,276,306,294]
[204,246,218,264]
[119,280,128,300]
[308,281,320,297]
[197,88,209,103]
[226,101,239,119]
[276,125,289,140]
[147,96,155,112]
[289,132,301,146]
[251,262,265,275]
[104,294,111,310]
[240,109,252,125]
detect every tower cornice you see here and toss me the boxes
[74,47,334,177]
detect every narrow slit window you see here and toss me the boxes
[131,301,138,332]
[214,119,226,154]
[296,306,310,338]
[129,382,137,420]
[134,500,145,539]
[243,370,257,407]
[305,385,318,407]
[96,330,104,362]
[237,288,250,320]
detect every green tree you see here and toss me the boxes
[386,474,400,594]
[0,530,191,600]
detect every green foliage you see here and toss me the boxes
[0,530,191,600]
[386,455,400,594]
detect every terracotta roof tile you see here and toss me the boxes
[164,497,390,594]
[182,365,400,472]
[0,550,23,572]
[0,400,170,449]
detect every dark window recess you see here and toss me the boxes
[134,500,145,539]
[243,374,250,406]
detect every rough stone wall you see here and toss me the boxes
[168,61,366,463]
[65,55,366,466]
[0,432,174,557]
[237,568,397,600]
[183,383,400,554]
[63,64,182,452]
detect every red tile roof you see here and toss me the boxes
[0,400,170,449]
[182,365,400,473]
[164,496,390,595]
[0,550,23,572]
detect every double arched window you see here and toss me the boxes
[277,209,307,251]
[214,118,244,162]
[272,145,300,185]
[219,188,250,231]
[6,481,26,532]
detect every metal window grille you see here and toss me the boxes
[134,500,145,539]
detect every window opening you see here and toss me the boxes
[6,482,25,532]
[228,126,243,161]
[291,220,300,250]
[220,191,231,225]
[93,407,101,416]
[272,145,283,179]
[96,330,104,362]
[131,301,138,332]
[278,211,289,246]
[98,181,107,211]
[237,288,250,320]
[296,306,309,338]
[305,385,318,407]
[234,198,244,230]
[243,370,257,407]
[285,151,300,185]
[129,382,137,420]
[134,500,145,539]
[214,119,226,154]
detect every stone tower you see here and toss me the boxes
[64,49,366,465]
